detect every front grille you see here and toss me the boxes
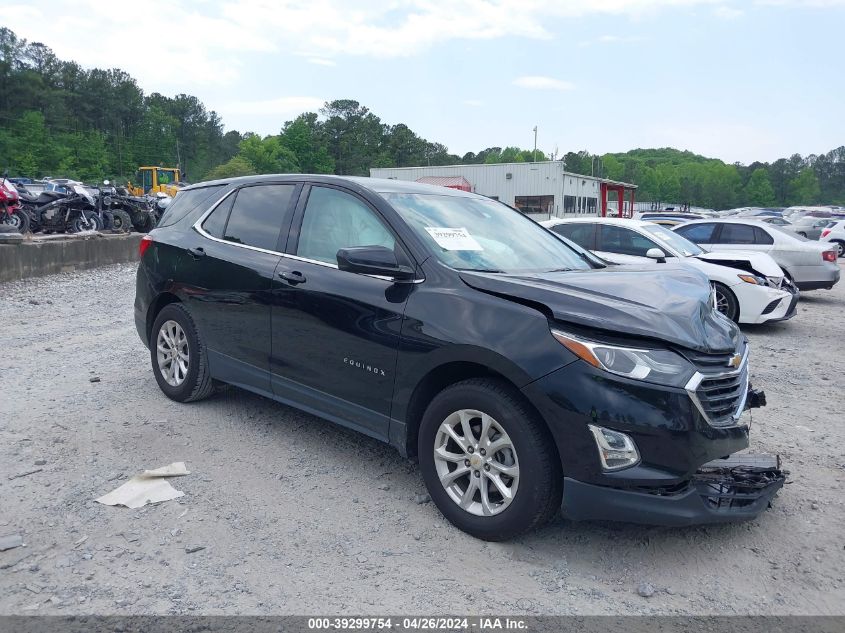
[695,362,749,426]
[683,344,749,427]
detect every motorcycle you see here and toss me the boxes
[94,180,133,232]
[19,183,102,234]
[0,174,30,233]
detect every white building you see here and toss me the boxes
[370,161,637,219]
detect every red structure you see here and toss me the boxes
[600,180,637,218]
[416,176,472,192]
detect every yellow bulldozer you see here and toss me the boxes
[126,166,184,197]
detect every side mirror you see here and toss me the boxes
[646,247,667,263]
[336,246,416,281]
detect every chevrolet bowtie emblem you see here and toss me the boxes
[728,354,742,369]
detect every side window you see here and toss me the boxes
[296,187,395,265]
[550,223,595,249]
[719,223,756,244]
[675,223,716,243]
[753,226,774,245]
[223,184,296,251]
[597,225,662,257]
[201,194,234,239]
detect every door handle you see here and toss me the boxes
[187,246,206,259]
[279,270,306,285]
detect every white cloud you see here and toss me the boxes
[714,6,744,18]
[513,76,575,91]
[307,58,337,66]
[219,96,325,116]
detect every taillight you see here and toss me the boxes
[821,229,831,238]
[822,250,836,263]
[139,235,153,258]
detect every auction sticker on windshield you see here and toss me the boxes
[424,227,483,251]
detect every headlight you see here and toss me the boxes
[737,274,768,285]
[551,330,696,388]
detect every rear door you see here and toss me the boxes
[181,183,299,392]
[674,222,719,249]
[269,184,413,440]
[548,222,597,251]
[710,223,773,254]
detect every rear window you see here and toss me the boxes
[157,185,226,228]
[549,223,595,249]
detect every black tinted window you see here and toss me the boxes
[753,227,774,245]
[597,225,662,257]
[201,194,234,238]
[719,223,756,244]
[551,223,595,249]
[675,223,716,243]
[157,185,225,227]
[223,185,295,251]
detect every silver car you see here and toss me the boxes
[787,216,834,240]
[673,219,840,291]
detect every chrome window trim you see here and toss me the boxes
[684,345,750,428]
[192,188,424,283]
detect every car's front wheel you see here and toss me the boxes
[713,282,739,323]
[150,303,214,402]
[418,378,562,541]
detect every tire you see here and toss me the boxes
[713,282,739,323]
[797,232,807,238]
[833,241,845,258]
[418,378,562,541]
[111,210,132,232]
[68,212,102,233]
[133,212,155,233]
[4,209,30,233]
[150,303,214,403]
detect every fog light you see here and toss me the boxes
[588,425,641,471]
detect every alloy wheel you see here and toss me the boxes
[156,320,189,387]
[433,409,520,517]
[714,289,729,315]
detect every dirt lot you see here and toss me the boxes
[1,262,844,615]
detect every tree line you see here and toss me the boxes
[1,27,842,209]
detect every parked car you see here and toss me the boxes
[820,220,845,258]
[673,219,840,291]
[787,215,835,239]
[135,175,781,539]
[542,218,798,324]
[759,216,792,227]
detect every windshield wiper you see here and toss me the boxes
[455,267,504,273]
[546,267,575,272]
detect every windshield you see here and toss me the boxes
[384,193,591,273]
[640,223,703,256]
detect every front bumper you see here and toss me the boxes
[562,454,786,526]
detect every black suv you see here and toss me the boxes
[135,175,783,540]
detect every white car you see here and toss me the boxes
[673,218,840,291]
[542,217,798,324]
[820,220,845,258]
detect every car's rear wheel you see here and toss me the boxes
[150,303,214,402]
[833,240,845,258]
[418,378,562,541]
[713,282,739,323]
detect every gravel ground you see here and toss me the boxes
[1,262,844,616]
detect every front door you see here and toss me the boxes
[270,184,412,440]
[179,183,298,392]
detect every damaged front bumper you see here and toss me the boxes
[561,453,787,526]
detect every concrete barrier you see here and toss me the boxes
[0,232,143,283]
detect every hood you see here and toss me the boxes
[459,265,739,354]
[695,250,784,278]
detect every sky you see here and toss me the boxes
[3,0,845,164]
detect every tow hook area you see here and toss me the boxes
[746,387,767,410]
[693,453,786,513]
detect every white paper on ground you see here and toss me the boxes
[95,462,190,509]
[424,227,483,251]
